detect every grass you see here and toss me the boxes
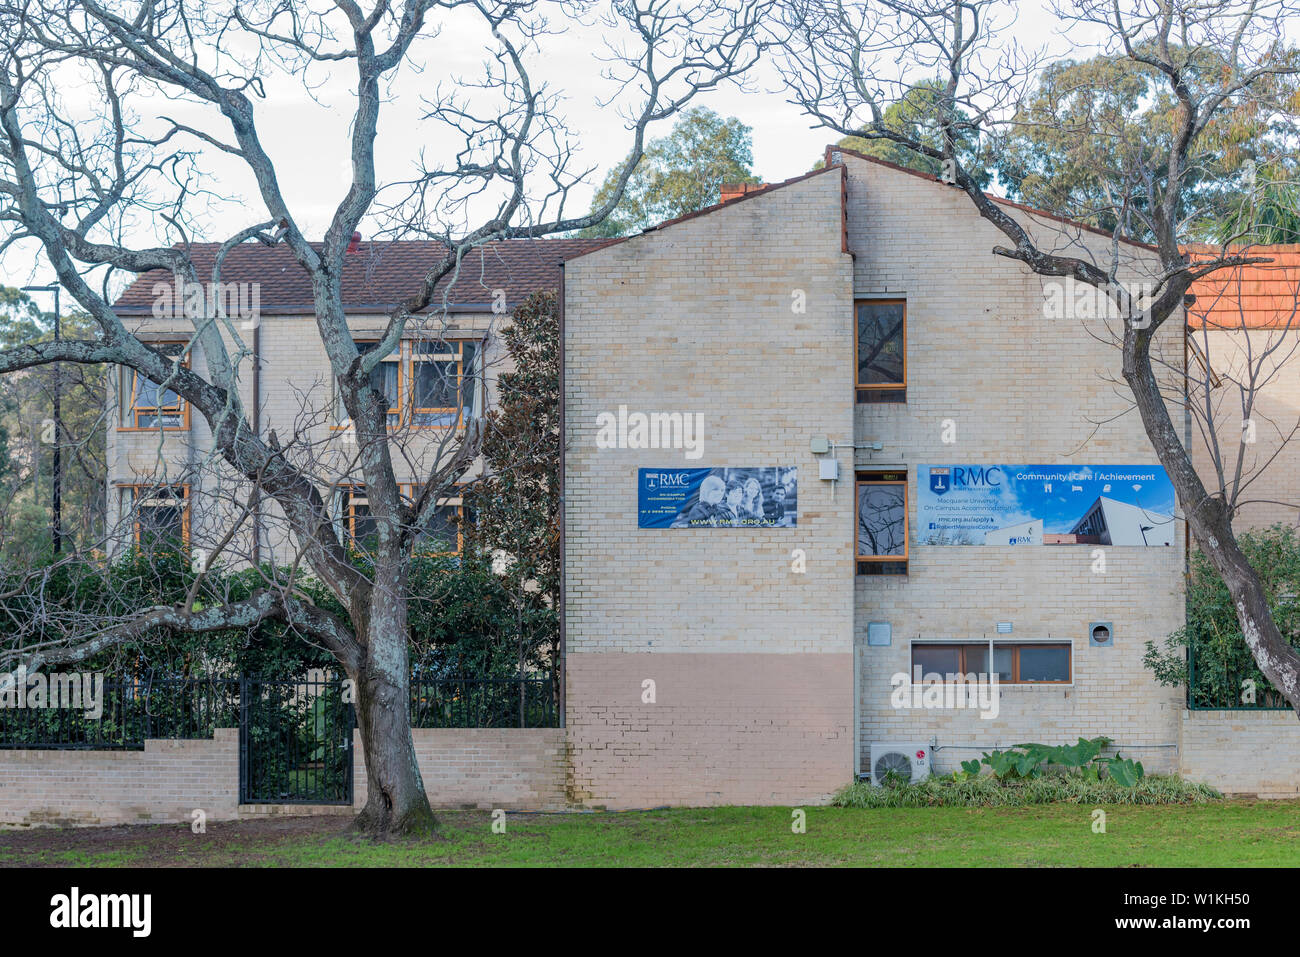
[2,798,1299,867]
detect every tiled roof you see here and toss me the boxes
[112,237,611,315]
[1187,245,1300,330]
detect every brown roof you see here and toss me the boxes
[112,237,610,315]
[1186,245,1300,330]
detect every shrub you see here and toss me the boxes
[832,774,1221,808]
[1145,524,1300,708]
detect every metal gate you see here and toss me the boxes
[239,674,355,805]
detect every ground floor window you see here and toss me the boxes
[335,484,465,555]
[124,484,190,549]
[910,641,1072,684]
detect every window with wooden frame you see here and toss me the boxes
[910,641,1073,685]
[404,484,466,555]
[334,484,465,556]
[857,471,908,575]
[855,298,906,403]
[333,338,482,431]
[335,340,401,429]
[409,339,481,429]
[124,484,190,548]
[122,343,190,430]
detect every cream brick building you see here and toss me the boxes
[83,154,1300,816]
[561,147,1200,806]
[107,238,600,563]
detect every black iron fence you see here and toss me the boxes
[0,676,239,750]
[0,672,557,750]
[411,676,556,729]
[1187,647,1293,710]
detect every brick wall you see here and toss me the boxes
[353,728,567,810]
[1179,710,1300,797]
[0,729,240,827]
[563,168,858,807]
[841,154,1187,775]
[1192,329,1300,531]
[0,727,566,827]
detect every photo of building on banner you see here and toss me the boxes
[638,467,797,529]
[915,465,1176,546]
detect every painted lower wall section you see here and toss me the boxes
[1178,711,1300,798]
[565,652,855,808]
[0,728,567,828]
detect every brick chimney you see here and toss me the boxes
[719,182,768,204]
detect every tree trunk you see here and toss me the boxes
[351,590,437,837]
[1124,337,1300,714]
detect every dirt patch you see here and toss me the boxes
[0,813,359,867]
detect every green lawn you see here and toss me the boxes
[2,799,1298,866]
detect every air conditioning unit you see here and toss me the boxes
[869,743,932,786]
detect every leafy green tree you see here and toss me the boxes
[1146,525,1300,709]
[579,108,760,237]
[0,287,106,561]
[464,291,561,694]
[1213,163,1300,245]
[993,51,1300,243]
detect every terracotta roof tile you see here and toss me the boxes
[111,238,610,315]
[1187,244,1300,329]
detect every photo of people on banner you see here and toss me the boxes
[638,467,797,528]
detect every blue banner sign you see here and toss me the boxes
[639,467,797,529]
[916,465,1176,546]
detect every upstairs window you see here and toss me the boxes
[856,299,906,403]
[124,344,189,429]
[336,341,401,429]
[411,339,480,429]
[334,338,481,431]
[857,470,908,575]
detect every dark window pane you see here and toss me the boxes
[858,483,906,557]
[961,644,989,675]
[1017,645,1071,682]
[856,301,905,386]
[912,645,961,679]
[416,505,459,551]
[414,358,457,410]
[992,646,1014,682]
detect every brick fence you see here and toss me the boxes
[0,727,567,828]
[1179,710,1300,798]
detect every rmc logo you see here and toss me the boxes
[645,471,690,491]
[933,466,1003,494]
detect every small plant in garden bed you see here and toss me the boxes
[951,736,1145,787]
[833,774,1221,808]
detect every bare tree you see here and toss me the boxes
[777,0,1300,710]
[0,0,770,834]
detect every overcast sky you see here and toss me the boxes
[0,1,1239,299]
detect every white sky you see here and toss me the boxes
[0,1,1263,298]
